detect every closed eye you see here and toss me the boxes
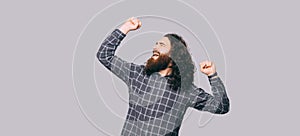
[156,42,166,46]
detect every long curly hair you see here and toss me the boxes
[164,34,195,91]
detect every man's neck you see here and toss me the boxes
[159,67,172,77]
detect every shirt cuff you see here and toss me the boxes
[208,73,221,85]
[208,72,217,79]
[112,29,126,41]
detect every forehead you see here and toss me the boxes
[158,37,171,46]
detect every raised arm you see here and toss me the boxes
[96,17,141,68]
[96,17,142,84]
[190,61,230,114]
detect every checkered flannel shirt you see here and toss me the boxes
[96,29,230,136]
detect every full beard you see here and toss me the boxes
[144,54,172,76]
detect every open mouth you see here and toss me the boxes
[152,51,160,57]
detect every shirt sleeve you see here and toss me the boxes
[189,76,230,114]
[96,29,141,85]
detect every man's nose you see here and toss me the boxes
[153,44,159,50]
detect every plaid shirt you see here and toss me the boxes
[96,29,230,136]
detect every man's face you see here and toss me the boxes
[151,37,172,60]
[144,37,172,75]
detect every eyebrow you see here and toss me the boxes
[156,42,166,45]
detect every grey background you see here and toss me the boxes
[73,0,228,135]
[1,0,299,136]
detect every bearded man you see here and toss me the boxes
[96,17,230,136]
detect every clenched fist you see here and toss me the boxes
[200,61,216,76]
[119,17,142,34]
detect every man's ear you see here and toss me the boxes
[167,60,173,68]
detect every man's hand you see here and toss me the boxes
[119,17,142,34]
[200,61,216,76]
